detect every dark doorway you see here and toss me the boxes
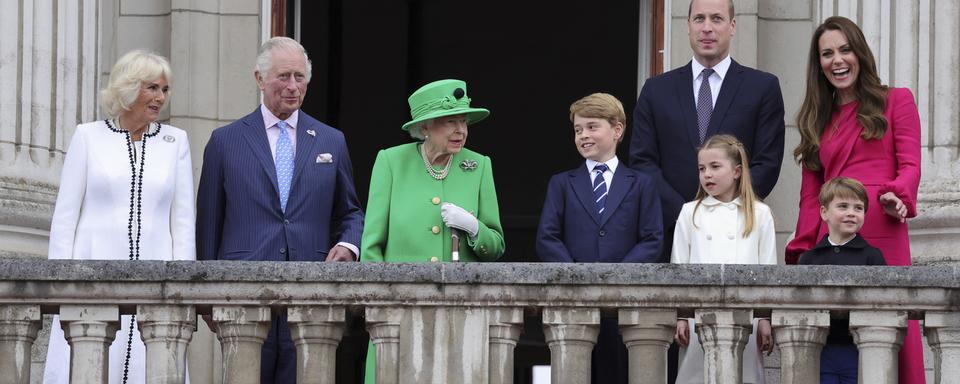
[296,1,644,383]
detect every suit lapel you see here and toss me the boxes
[707,60,745,137]
[674,62,701,149]
[599,168,635,227]
[570,166,602,225]
[290,111,319,192]
[240,113,280,198]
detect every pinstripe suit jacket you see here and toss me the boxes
[196,109,364,261]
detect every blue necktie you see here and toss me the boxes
[275,121,294,213]
[697,68,715,143]
[593,163,608,215]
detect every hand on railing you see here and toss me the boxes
[675,319,690,347]
[757,318,774,355]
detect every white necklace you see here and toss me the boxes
[420,144,452,180]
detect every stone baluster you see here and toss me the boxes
[618,309,676,384]
[771,310,829,384]
[0,305,41,384]
[695,309,753,384]
[924,311,960,384]
[287,306,346,384]
[137,305,197,384]
[365,306,403,384]
[487,307,524,384]
[849,310,907,384]
[542,308,600,384]
[59,305,119,384]
[213,306,272,384]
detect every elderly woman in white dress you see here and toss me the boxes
[45,50,195,383]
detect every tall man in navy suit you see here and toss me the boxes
[197,36,364,383]
[630,0,785,263]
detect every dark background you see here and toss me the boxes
[294,1,640,382]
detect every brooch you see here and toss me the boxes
[306,129,316,137]
[459,159,477,171]
[163,135,175,143]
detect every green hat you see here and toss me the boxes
[401,79,490,131]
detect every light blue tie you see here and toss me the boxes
[593,163,608,215]
[275,121,294,213]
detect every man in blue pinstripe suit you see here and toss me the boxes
[196,36,364,383]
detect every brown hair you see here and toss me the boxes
[688,0,735,20]
[694,134,758,237]
[794,16,888,171]
[570,93,626,142]
[819,177,869,212]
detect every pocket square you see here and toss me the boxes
[316,153,334,163]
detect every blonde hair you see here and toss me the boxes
[569,93,626,142]
[99,50,172,118]
[819,177,869,212]
[694,134,758,237]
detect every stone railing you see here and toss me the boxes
[0,260,958,384]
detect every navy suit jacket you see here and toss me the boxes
[630,59,784,259]
[536,164,663,263]
[196,109,364,262]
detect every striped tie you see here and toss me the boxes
[697,68,715,143]
[275,121,294,213]
[593,163,608,215]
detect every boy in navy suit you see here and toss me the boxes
[537,93,663,383]
[798,177,885,383]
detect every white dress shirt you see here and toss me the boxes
[585,156,619,190]
[691,55,732,108]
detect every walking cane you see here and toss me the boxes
[451,230,460,262]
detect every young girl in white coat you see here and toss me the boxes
[671,134,777,384]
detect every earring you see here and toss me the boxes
[425,134,430,139]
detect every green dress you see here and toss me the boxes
[360,142,505,382]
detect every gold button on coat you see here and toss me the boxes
[432,197,441,205]
[430,256,439,262]
[431,226,441,234]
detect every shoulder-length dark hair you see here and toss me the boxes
[794,16,888,171]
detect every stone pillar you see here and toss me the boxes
[287,306,346,384]
[487,307,524,384]
[213,306,271,384]
[695,309,753,384]
[0,305,41,384]
[365,306,403,384]
[849,310,907,384]
[618,308,676,384]
[924,311,960,383]
[137,305,196,384]
[0,0,97,260]
[59,305,119,384]
[542,308,600,384]
[771,310,829,384]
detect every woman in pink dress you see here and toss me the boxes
[786,16,923,383]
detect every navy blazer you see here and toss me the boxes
[536,163,663,263]
[196,109,364,261]
[629,59,784,239]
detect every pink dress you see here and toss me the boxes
[786,87,923,383]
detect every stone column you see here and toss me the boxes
[542,308,600,384]
[924,311,960,383]
[287,306,346,384]
[213,306,271,384]
[137,305,196,384]
[771,310,829,384]
[365,306,403,384]
[487,307,524,384]
[59,305,119,384]
[618,308,676,384]
[849,310,907,384]
[0,305,41,384]
[695,309,753,384]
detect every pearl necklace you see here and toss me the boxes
[105,119,161,384]
[420,144,453,180]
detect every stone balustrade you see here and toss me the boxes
[0,260,958,384]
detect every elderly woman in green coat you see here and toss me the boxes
[360,79,505,381]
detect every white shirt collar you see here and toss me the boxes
[260,104,299,131]
[827,236,853,246]
[585,156,619,174]
[701,195,741,208]
[691,55,732,80]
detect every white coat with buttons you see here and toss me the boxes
[670,196,777,265]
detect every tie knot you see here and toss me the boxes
[277,120,289,131]
[593,163,608,173]
[701,68,714,79]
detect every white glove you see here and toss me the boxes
[440,202,479,238]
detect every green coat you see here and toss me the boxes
[360,142,505,263]
[360,142,504,383]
